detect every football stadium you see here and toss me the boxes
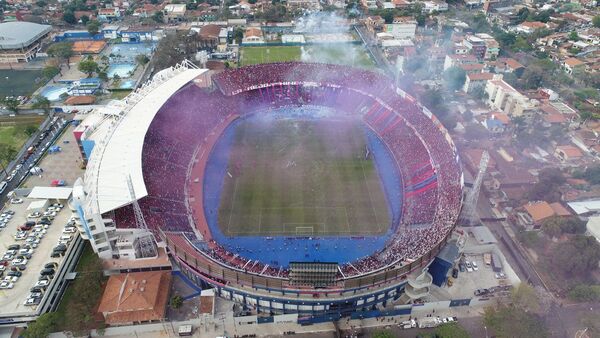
[77,61,463,320]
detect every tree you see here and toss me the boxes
[63,11,77,24]
[484,303,547,338]
[435,322,471,338]
[372,330,394,338]
[593,15,600,28]
[22,312,58,338]
[47,42,74,69]
[232,27,244,44]
[2,97,20,113]
[42,65,60,80]
[31,95,51,114]
[511,283,541,313]
[86,20,101,36]
[549,235,600,277]
[135,54,150,66]
[80,15,90,25]
[24,125,38,136]
[568,284,600,302]
[443,66,466,91]
[0,144,17,166]
[568,30,579,41]
[170,295,183,309]
[78,57,99,77]
[574,166,600,185]
[35,0,47,7]
[526,167,565,202]
[152,10,164,23]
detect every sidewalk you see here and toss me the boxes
[48,303,485,338]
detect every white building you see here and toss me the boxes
[485,78,537,117]
[422,1,448,13]
[385,17,417,40]
[0,22,52,63]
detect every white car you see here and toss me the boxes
[14,233,27,241]
[42,211,57,217]
[9,198,23,204]
[465,262,473,272]
[472,261,479,271]
[11,258,27,266]
[1,214,12,220]
[51,203,63,209]
[3,276,18,282]
[19,248,33,256]
[34,280,49,288]
[2,253,14,260]
[63,227,76,234]
[59,235,72,242]
[25,237,40,245]
[15,164,22,171]
[27,212,41,219]
[0,281,14,289]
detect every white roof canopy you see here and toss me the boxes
[95,68,206,214]
[28,187,73,200]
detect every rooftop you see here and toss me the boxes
[523,201,571,223]
[97,271,171,325]
[0,22,51,50]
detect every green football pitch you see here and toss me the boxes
[239,45,376,69]
[217,117,390,237]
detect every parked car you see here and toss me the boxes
[10,198,23,204]
[465,261,473,272]
[63,227,76,234]
[44,262,58,270]
[452,268,458,279]
[0,281,13,289]
[42,211,57,217]
[39,268,55,277]
[24,297,42,306]
[7,270,22,277]
[7,244,20,251]
[27,212,42,219]
[472,261,479,271]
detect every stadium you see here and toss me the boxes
[76,61,463,320]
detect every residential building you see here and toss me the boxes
[198,24,221,49]
[422,0,448,13]
[287,0,321,10]
[485,78,537,117]
[98,7,121,21]
[563,57,585,75]
[163,4,186,23]
[522,201,571,227]
[0,22,52,63]
[463,35,487,60]
[443,54,478,70]
[384,17,417,40]
[554,145,583,163]
[97,271,171,326]
[474,33,499,60]
[463,72,494,93]
[120,26,160,43]
[362,0,378,9]
[366,16,385,34]
[242,27,264,44]
[102,25,120,39]
[515,21,547,34]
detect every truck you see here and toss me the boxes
[483,253,492,266]
[177,324,193,336]
[491,253,502,272]
[418,317,442,328]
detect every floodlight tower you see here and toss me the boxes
[126,175,148,231]
[461,150,489,226]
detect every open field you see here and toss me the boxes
[218,115,390,236]
[0,69,45,98]
[240,46,302,66]
[239,45,376,69]
[0,116,43,165]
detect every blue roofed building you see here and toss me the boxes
[428,240,460,287]
[68,78,102,96]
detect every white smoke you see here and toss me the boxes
[294,12,362,67]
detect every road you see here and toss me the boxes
[0,116,68,204]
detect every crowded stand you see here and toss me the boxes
[110,63,462,281]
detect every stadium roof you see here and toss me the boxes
[96,67,206,214]
[0,22,52,50]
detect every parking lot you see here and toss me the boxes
[0,123,84,316]
[25,124,85,188]
[0,201,74,315]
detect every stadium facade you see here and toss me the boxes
[72,61,463,320]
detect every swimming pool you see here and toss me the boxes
[119,80,136,89]
[107,64,136,78]
[39,85,69,101]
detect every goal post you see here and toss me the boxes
[295,226,314,236]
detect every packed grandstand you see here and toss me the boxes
[101,62,463,285]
